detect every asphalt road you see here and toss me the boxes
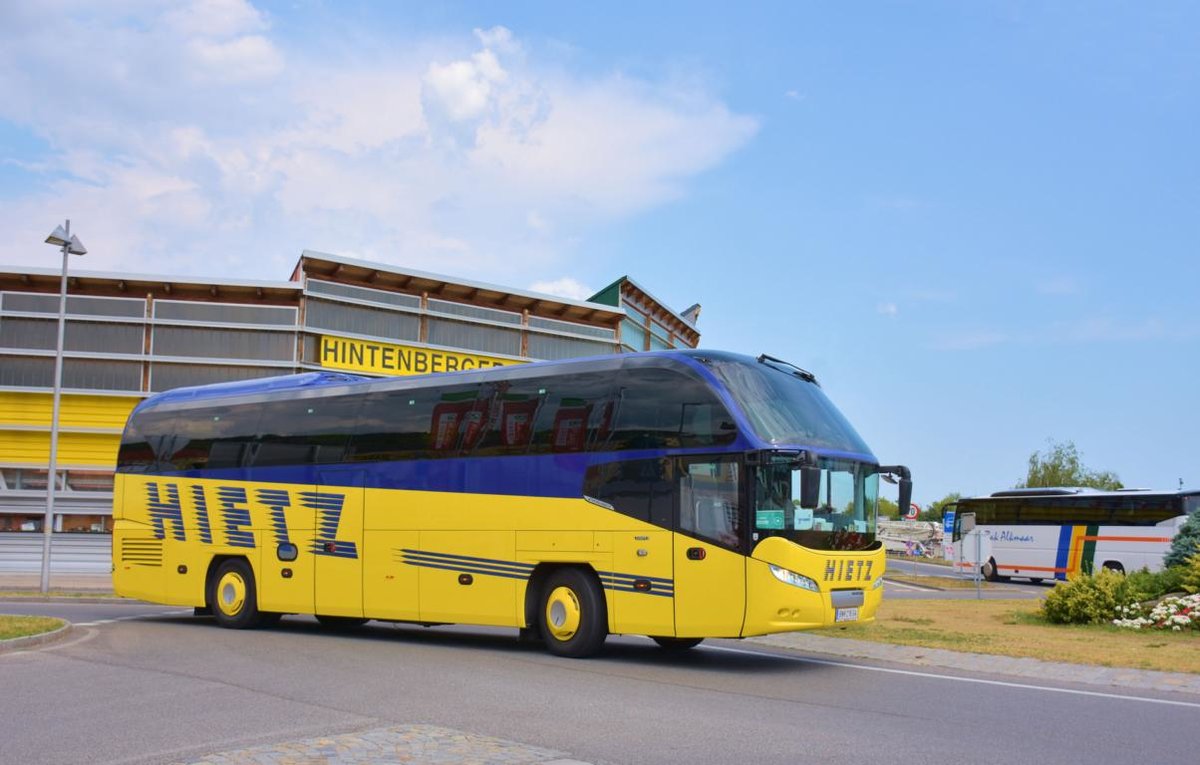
[3,601,1196,765]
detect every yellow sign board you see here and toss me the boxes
[318,335,522,376]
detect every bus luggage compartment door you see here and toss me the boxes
[672,536,746,638]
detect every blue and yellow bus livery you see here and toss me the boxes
[113,350,911,657]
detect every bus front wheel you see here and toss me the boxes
[208,559,265,629]
[539,568,607,658]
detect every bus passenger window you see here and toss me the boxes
[679,460,741,549]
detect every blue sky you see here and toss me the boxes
[2,1,1198,504]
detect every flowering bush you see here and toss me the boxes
[1112,594,1200,631]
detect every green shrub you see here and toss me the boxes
[1125,566,1186,600]
[1165,510,1200,568]
[1181,553,1200,595]
[1039,569,1139,625]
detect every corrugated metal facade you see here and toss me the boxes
[0,250,700,570]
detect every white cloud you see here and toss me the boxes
[186,35,284,82]
[876,302,898,317]
[528,277,593,301]
[424,52,507,123]
[0,6,758,285]
[163,0,269,38]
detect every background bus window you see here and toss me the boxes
[678,459,741,549]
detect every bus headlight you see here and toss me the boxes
[873,575,885,589]
[769,564,819,592]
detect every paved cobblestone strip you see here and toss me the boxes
[178,724,592,765]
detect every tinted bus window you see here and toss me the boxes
[583,457,674,525]
[473,378,547,457]
[350,384,482,462]
[351,388,436,463]
[249,393,362,467]
[168,405,260,471]
[117,408,177,473]
[532,372,618,454]
[608,367,736,451]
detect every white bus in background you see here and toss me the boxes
[948,488,1198,582]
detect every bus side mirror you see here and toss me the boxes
[799,465,820,509]
[898,478,913,518]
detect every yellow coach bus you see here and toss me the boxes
[112,350,911,657]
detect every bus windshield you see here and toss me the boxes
[706,357,872,455]
[752,454,879,551]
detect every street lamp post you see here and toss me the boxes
[41,221,86,593]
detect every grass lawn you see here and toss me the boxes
[828,598,1200,674]
[0,615,64,641]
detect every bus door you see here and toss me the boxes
[673,457,746,638]
[313,467,365,618]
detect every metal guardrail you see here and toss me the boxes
[0,532,110,573]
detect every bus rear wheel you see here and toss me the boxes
[652,636,704,651]
[209,559,265,629]
[539,568,607,658]
[981,558,1002,582]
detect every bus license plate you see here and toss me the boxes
[835,607,859,623]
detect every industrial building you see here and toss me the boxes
[0,250,699,571]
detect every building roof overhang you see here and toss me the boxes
[0,266,301,303]
[297,250,625,326]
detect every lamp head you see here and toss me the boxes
[45,225,69,247]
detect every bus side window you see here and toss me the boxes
[532,372,617,454]
[583,458,673,525]
[168,406,260,471]
[117,409,177,473]
[349,389,438,462]
[607,367,737,452]
[472,378,547,457]
[249,394,361,468]
[678,460,741,549]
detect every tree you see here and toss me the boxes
[1165,510,1200,568]
[1016,440,1123,491]
[920,492,962,522]
[878,497,900,519]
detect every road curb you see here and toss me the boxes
[0,619,73,652]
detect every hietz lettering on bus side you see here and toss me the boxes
[144,481,358,558]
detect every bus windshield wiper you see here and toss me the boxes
[757,354,819,385]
